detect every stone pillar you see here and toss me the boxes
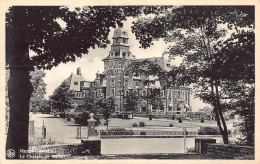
[195,138,216,154]
[81,113,101,155]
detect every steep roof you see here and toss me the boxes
[65,73,85,91]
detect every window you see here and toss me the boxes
[114,38,118,43]
[143,90,147,96]
[115,51,119,56]
[122,52,126,57]
[123,38,127,44]
[74,82,78,85]
[135,82,138,86]
[122,31,126,35]
[111,79,115,86]
[111,88,115,96]
[166,64,170,67]
[125,79,128,86]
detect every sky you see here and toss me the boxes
[41,16,207,111]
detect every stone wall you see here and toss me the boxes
[205,143,254,159]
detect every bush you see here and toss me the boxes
[178,118,182,123]
[100,128,134,135]
[74,112,90,126]
[186,147,196,153]
[132,123,138,127]
[201,118,204,123]
[169,123,173,127]
[198,126,221,135]
[117,114,123,119]
[123,114,129,119]
[66,114,71,121]
[139,121,145,127]
[59,113,66,118]
[172,115,175,120]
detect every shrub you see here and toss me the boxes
[171,115,175,120]
[169,123,173,127]
[66,114,71,121]
[132,123,138,127]
[178,118,182,123]
[100,128,134,135]
[117,114,123,119]
[198,126,221,135]
[186,147,197,153]
[74,112,90,126]
[201,118,204,123]
[139,121,145,127]
[60,113,66,118]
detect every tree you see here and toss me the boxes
[30,70,47,112]
[125,91,138,118]
[5,6,145,156]
[85,94,97,114]
[148,89,164,114]
[102,97,115,129]
[50,81,74,114]
[131,6,254,144]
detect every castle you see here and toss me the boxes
[65,27,191,117]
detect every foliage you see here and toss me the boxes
[148,89,164,111]
[186,147,197,153]
[124,91,138,118]
[198,126,221,135]
[101,97,115,129]
[50,81,74,113]
[139,121,146,127]
[132,6,254,144]
[74,112,90,126]
[84,94,97,113]
[29,70,47,112]
[100,128,134,135]
[132,123,138,127]
[40,99,51,113]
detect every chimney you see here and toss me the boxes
[77,67,81,75]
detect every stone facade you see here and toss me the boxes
[66,27,192,116]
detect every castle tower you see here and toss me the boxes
[103,27,135,113]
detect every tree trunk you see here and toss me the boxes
[215,83,229,144]
[210,80,229,144]
[6,42,33,158]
